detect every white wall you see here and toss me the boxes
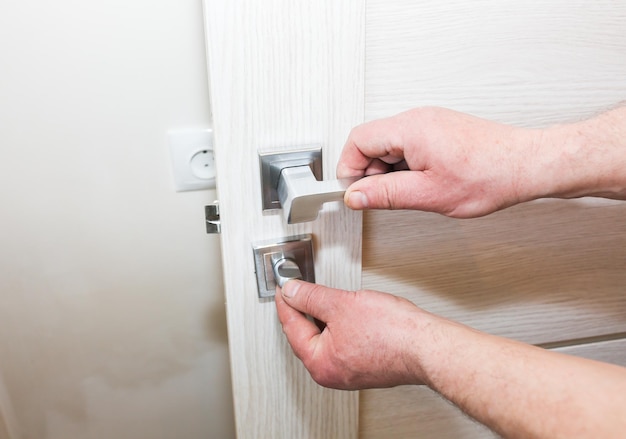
[0,1,235,438]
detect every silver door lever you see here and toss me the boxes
[259,147,358,224]
[277,166,358,224]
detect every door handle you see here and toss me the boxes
[277,166,358,224]
[259,147,358,224]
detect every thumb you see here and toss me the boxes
[344,171,434,211]
[281,280,344,321]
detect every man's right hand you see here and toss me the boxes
[336,106,626,218]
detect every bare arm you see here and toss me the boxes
[423,310,626,438]
[337,106,626,216]
[276,106,626,438]
[276,282,626,438]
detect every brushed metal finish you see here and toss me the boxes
[271,257,303,287]
[252,234,315,298]
[278,166,358,224]
[259,147,323,211]
[204,203,221,234]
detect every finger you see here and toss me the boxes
[363,158,395,176]
[275,285,321,361]
[344,170,442,212]
[280,280,348,322]
[336,117,406,179]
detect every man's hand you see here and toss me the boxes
[276,280,626,438]
[336,107,536,218]
[275,280,432,389]
[337,106,626,218]
[274,105,626,438]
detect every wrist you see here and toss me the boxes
[403,310,481,388]
[519,108,626,202]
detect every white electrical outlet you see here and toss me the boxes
[168,128,216,191]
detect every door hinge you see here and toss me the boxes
[205,202,221,234]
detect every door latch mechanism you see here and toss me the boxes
[205,202,221,234]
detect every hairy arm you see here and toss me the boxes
[337,106,626,216]
[276,282,626,438]
[275,106,626,438]
[422,313,626,438]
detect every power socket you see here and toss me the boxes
[168,128,216,191]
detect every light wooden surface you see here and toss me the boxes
[363,0,626,346]
[360,0,626,437]
[203,1,364,438]
[360,338,626,439]
[366,0,626,127]
[205,0,626,437]
[363,202,626,345]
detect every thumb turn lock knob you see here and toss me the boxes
[271,256,303,287]
[252,234,315,298]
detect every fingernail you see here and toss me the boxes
[282,280,300,298]
[347,191,368,209]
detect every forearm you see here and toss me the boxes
[415,315,626,438]
[277,280,626,436]
[520,106,626,203]
[339,105,626,218]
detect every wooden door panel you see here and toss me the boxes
[361,385,496,439]
[361,1,626,437]
[366,0,626,126]
[363,0,626,345]
[363,202,626,345]
[206,0,626,437]
[203,1,364,437]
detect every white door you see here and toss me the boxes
[204,1,626,437]
[203,1,363,438]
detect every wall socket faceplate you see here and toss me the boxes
[168,128,216,191]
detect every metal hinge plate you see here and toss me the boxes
[205,202,221,234]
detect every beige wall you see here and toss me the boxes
[0,1,235,438]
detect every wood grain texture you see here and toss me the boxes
[360,338,626,439]
[366,0,626,126]
[361,386,496,439]
[554,337,626,364]
[361,0,626,437]
[203,1,364,438]
[363,201,626,345]
[363,0,626,355]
